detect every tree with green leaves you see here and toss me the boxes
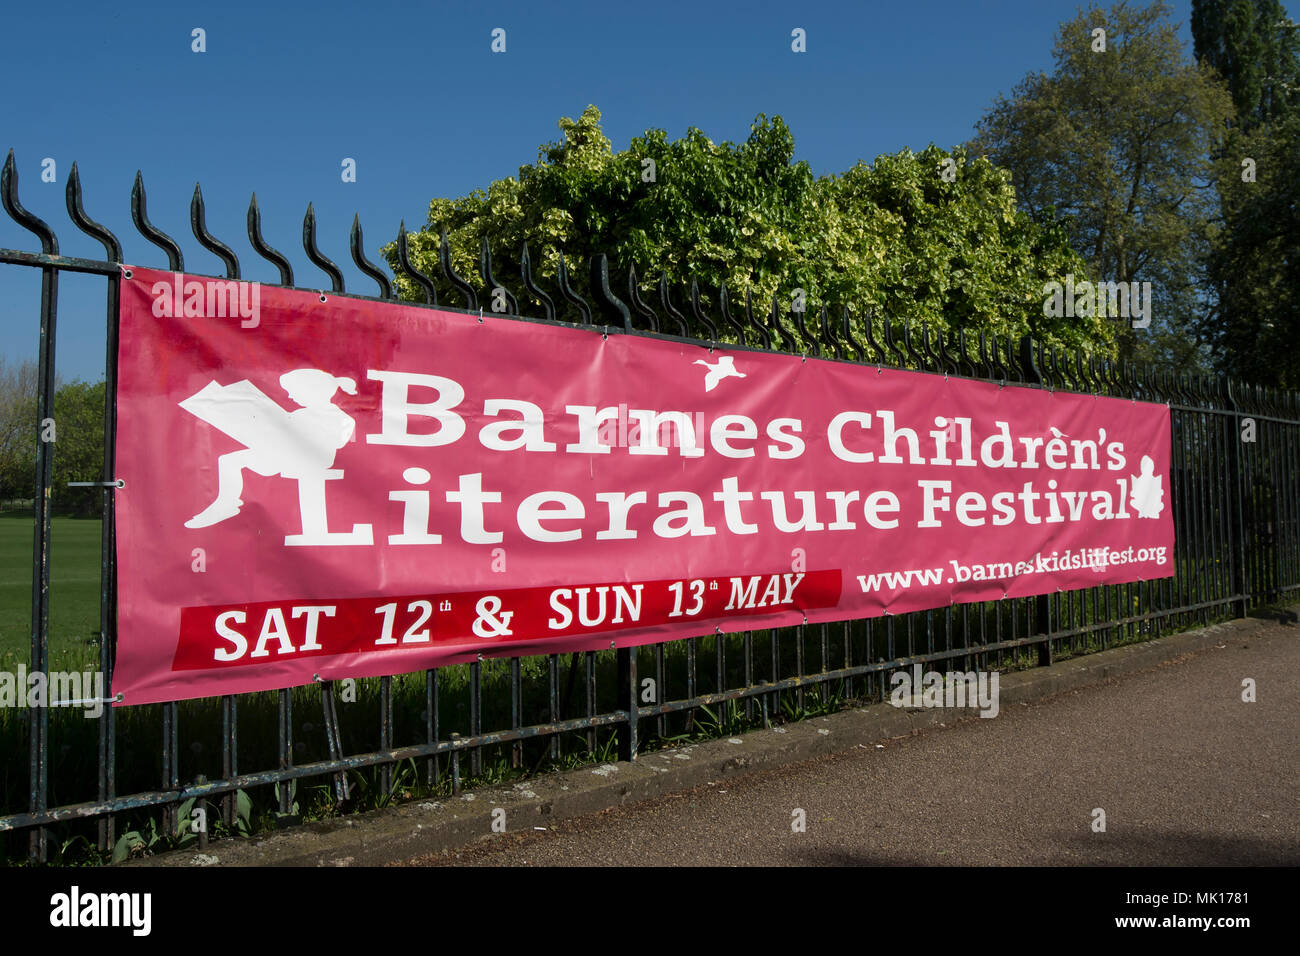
[0,362,101,514]
[384,106,1114,361]
[969,0,1234,369]
[1193,0,1300,386]
[1192,0,1298,130]
[0,357,40,503]
[49,380,105,517]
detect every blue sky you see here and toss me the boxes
[1,0,1293,381]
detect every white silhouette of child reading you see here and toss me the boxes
[1130,454,1165,519]
[184,369,358,529]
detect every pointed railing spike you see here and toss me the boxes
[520,242,554,321]
[590,255,631,332]
[130,171,181,270]
[66,162,121,262]
[555,252,590,325]
[745,288,771,350]
[191,184,240,279]
[626,263,657,332]
[439,228,476,310]
[689,280,718,342]
[819,304,840,359]
[841,306,864,363]
[658,273,689,337]
[479,237,517,314]
[2,150,57,255]
[792,302,817,355]
[770,293,797,353]
[247,194,293,286]
[394,220,435,305]
[302,203,344,292]
[351,215,392,298]
[719,284,746,344]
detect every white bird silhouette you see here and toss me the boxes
[694,355,747,392]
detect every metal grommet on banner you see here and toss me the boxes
[123,269,133,279]
[609,641,616,648]
[876,365,882,375]
[714,626,722,636]
[802,614,808,625]
[478,308,484,324]
[801,353,807,364]
[312,674,322,682]
[477,653,485,661]
[318,293,327,303]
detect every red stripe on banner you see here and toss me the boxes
[171,569,843,672]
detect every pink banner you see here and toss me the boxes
[113,267,1174,705]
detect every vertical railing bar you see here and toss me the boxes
[715,628,724,698]
[320,681,347,803]
[654,643,666,740]
[98,272,119,850]
[66,163,123,852]
[686,636,697,735]
[743,631,754,721]
[1196,409,1211,619]
[278,688,293,813]
[1271,412,1283,605]
[160,703,172,839]
[819,622,829,705]
[380,675,393,795]
[221,696,234,828]
[2,152,56,862]
[769,627,780,724]
[617,647,637,761]
[794,622,805,712]
[548,654,560,761]
[584,651,596,753]
[510,658,522,769]
[1284,416,1294,600]
[165,702,179,834]
[469,661,482,777]
[434,671,444,790]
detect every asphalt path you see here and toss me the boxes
[404,624,1299,866]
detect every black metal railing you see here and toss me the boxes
[1,148,1298,863]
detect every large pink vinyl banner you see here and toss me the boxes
[112,266,1174,705]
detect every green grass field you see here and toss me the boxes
[0,513,103,670]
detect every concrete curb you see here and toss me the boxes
[129,610,1292,867]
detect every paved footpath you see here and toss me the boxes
[403,623,1299,866]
